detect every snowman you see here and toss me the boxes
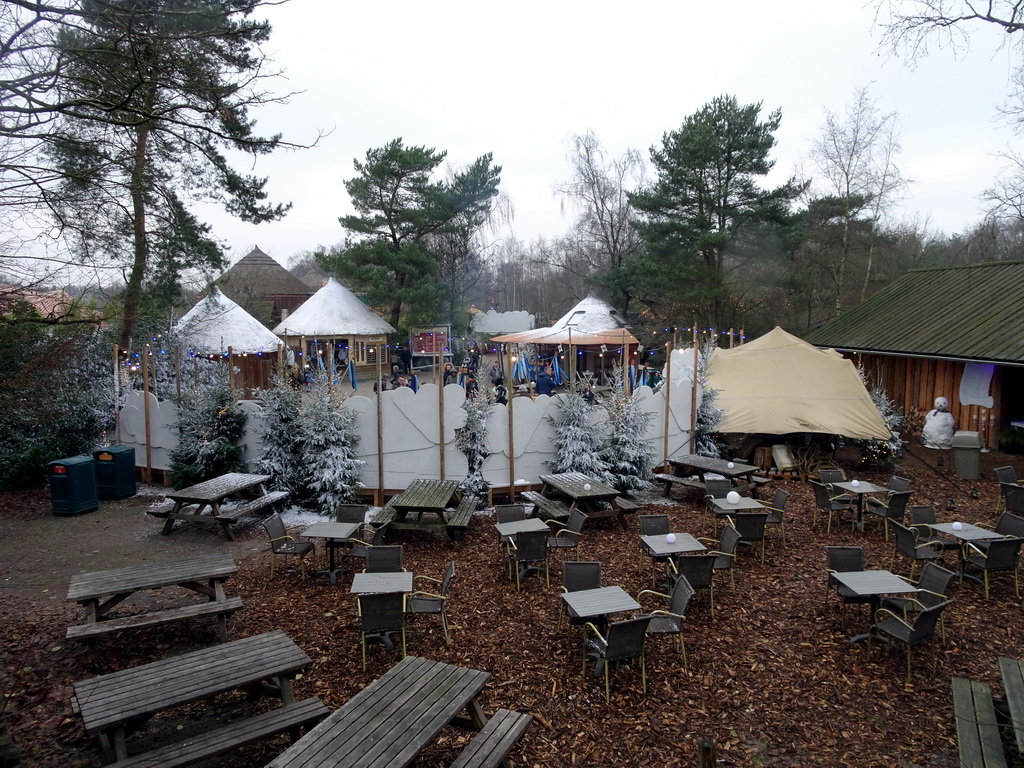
[922,396,956,449]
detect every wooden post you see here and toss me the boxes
[228,345,235,393]
[568,327,575,386]
[623,341,631,397]
[691,329,699,454]
[174,346,181,401]
[277,341,283,375]
[697,738,717,768]
[506,343,516,495]
[662,341,671,470]
[729,327,734,349]
[439,347,446,481]
[113,344,121,444]
[739,327,744,345]
[376,342,384,505]
[142,345,152,484]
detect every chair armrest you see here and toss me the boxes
[916,588,947,600]
[414,574,442,585]
[409,590,443,600]
[873,607,912,629]
[637,589,670,601]
[708,549,733,559]
[267,534,298,544]
[285,523,308,534]
[551,528,577,540]
[583,622,606,644]
[972,520,996,530]
[646,609,685,621]
[965,541,985,556]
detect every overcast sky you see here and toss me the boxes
[203,0,1022,268]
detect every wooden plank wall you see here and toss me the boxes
[856,354,1002,449]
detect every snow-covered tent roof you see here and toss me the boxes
[491,296,636,344]
[551,295,630,334]
[705,326,891,439]
[272,277,395,337]
[174,287,282,354]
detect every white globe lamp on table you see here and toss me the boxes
[727,462,735,469]
[726,491,740,505]
[952,521,964,531]
[666,533,676,544]
[582,483,591,491]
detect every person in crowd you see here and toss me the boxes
[582,384,595,404]
[494,378,508,405]
[464,375,479,398]
[535,366,555,396]
[397,344,412,373]
[488,360,503,386]
[443,362,457,386]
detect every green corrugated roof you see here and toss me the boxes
[804,261,1024,365]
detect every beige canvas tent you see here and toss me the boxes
[706,326,891,439]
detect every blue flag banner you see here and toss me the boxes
[409,373,418,392]
[551,356,565,384]
[628,365,636,389]
[348,360,358,390]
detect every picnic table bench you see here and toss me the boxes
[520,490,570,523]
[653,472,707,496]
[73,630,321,764]
[371,480,471,540]
[539,473,634,528]
[953,676,1007,768]
[267,655,529,768]
[449,708,533,768]
[149,473,286,540]
[66,554,240,643]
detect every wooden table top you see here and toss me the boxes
[73,630,309,733]
[1000,657,1024,753]
[561,586,640,619]
[165,472,271,503]
[392,479,460,512]
[668,455,760,478]
[539,472,618,501]
[832,480,888,496]
[67,554,237,603]
[350,572,414,594]
[709,497,765,516]
[266,655,491,768]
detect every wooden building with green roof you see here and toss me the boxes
[804,261,1024,450]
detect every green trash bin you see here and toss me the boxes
[48,455,99,516]
[93,445,137,499]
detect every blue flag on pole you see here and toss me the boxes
[348,360,358,390]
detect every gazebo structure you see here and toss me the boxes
[173,287,283,396]
[215,246,313,328]
[492,296,638,388]
[272,277,395,380]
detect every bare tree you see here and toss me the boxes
[552,131,646,314]
[809,86,908,310]
[876,0,1024,59]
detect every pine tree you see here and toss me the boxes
[602,367,656,493]
[454,388,492,505]
[299,373,364,515]
[169,376,247,488]
[694,339,724,457]
[253,376,303,494]
[853,371,905,469]
[548,389,611,481]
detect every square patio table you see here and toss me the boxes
[709,496,765,518]
[640,533,706,557]
[303,521,360,585]
[830,569,917,642]
[832,480,889,529]
[495,518,550,537]
[562,585,640,633]
[929,522,1006,542]
[350,571,414,594]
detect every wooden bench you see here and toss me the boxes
[613,497,642,514]
[952,676,1007,768]
[520,491,571,523]
[653,473,706,497]
[450,708,532,768]
[370,496,401,528]
[114,697,328,768]
[66,596,243,642]
[215,490,289,522]
[445,497,477,540]
[146,502,175,518]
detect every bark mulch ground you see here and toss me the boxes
[3,446,1024,767]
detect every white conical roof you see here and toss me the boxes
[272,277,395,337]
[174,287,281,354]
[551,295,629,334]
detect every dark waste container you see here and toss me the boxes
[48,455,99,516]
[951,430,982,481]
[93,445,137,499]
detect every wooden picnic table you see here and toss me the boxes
[664,454,767,497]
[266,655,492,768]
[539,472,635,528]
[66,554,240,643]
[154,472,287,540]
[391,479,461,524]
[72,630,316,764]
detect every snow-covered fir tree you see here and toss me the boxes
[454,387,492,506]
[853,370,906,470]
[168,373,247,488]
[601,366,656,493]
[548,387,612,481]
[253,376,303,494]
[299,372,364,515]
[693,338,724,457]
